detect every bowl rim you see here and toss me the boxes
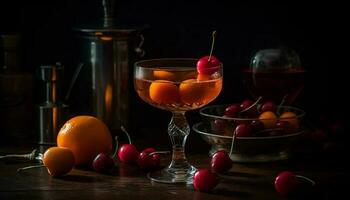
[192,122,304,140]
[199,104,306,121]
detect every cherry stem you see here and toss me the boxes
[0,149,38,160]
[149,151,171,156]
[17,164,45,173]
[240,96,262,113]
[208,30,217,61]
[277,94,288,114]
[295,175,316,186]
[120,126,132,145]
[229,130,236,156]
[112,136,119,158]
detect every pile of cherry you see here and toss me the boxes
[213,99,301,137]
[92,127,166,174]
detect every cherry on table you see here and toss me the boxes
[275,171,298,196]
[210,150,232,173]
[193,168,219,192]
[118,126,139,163]
[92,153,115,173]
[118,144,139,163]
[275,171,316,196]
[137,148,160,171]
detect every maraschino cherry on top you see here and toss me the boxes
[197,30,221,76]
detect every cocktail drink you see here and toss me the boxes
[134,58,223,183]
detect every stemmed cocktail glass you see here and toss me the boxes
[134,58,223,184]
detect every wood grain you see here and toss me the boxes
[0,146,348,200]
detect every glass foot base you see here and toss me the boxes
[147,165,197,184]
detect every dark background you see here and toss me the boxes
[0,0,346,144]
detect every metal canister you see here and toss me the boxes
[74,0,144,131]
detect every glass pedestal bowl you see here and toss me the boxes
[193,104,305,162]
[134,58,223,183]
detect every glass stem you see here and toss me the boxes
[168,112,191,171]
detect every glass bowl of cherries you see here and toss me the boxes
[193,99,306,162]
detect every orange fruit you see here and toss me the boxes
[279,111,299,133]
[57,116,112,165]
[259,111,277,129]
[153,70,176,81]
[197,73,211,81]
[179,79,207,104]
[149,80,180,104]
[43,147,75,177]
[182,71,197,80]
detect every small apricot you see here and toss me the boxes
[259,111,278,129]
[153,70,176,81]
[149,80,180,104]
[43,147,75,177]
[279,111,299,133]
[179,79,207,104]
[197,73,211,81]
[183,71,198,80]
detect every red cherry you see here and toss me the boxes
[92,153,115,173]
[240,99,253,110]
[275,120,291,134]
[224,104,240,117]
[197,55,220,75]
[235,124,252,137]
[193,169,219,192]
[137,148,160,171]
[197,30,220,75]
[118,126,139,163]
[250,120,264,131]
[274,171,298,196]
[239,99,258,117]
[118,144,139,163]
[211,150,232,173]
[213,119,226,132]
[260,101,277,113]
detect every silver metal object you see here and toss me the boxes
[38,63,69,147]
[75,0,145,130]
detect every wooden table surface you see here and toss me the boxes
[0,141,348,200]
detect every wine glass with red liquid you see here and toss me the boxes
[243,48,305,105]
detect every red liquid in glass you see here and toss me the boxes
[242,69,305,105]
